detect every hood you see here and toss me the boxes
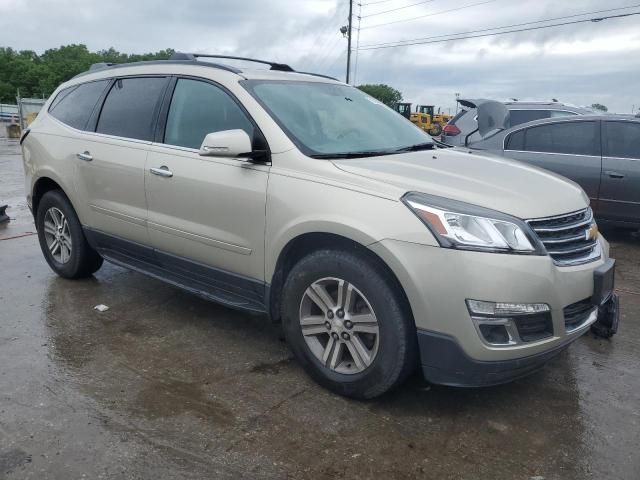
[332,149,588,220]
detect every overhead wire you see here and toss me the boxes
[359,0,395,6]
[360,0,500,29]
[357,11,640,50]
[361,0,438,18]
[359,4,640,48]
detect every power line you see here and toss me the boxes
[360,0,500,29]
[361,0,437,18]
[359,4,640,48]
[359,0,394,5]
[358,11,640,50]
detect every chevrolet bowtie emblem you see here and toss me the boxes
[586,224,599,241]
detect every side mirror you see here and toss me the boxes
[199,129,252,158]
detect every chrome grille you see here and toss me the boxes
[527,208,600,266]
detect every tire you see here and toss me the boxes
[281,249,418,399]
[429,123,442,137]
[36,190,103,279]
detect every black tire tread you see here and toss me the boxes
[281,248,418,399]
[36,190,103,279]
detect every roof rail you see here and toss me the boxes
[89,62,115,71]
[72,59,242,79]
[297,71,340,81]
[170,52,294,72]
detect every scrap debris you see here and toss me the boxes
[0,205,9,223]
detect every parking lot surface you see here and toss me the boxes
[1,141,639,479]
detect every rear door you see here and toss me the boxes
[599,120,640,224]
[145,77,269,293]
[76,76,169,247]
[502,120,602,207]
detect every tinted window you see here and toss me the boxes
[603,121,640,159]
[164,79,254,149]
[523,121,599,156]
[550,110,578,118]
[505,129,525,150]
[97,77,166,141]
[449,109,467,125]
[509,110,549,126]
[49,80,109,130]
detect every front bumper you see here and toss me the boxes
[368,235,612,383]
[417,329,574,387]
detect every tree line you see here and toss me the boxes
[1,44,613,113]
[0,44,174,103]
[1,44,408,107]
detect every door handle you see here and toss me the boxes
[76,151,93,162]
[150,166,173,178]
[605,170,625,179]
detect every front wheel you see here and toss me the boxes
[281,249,417,399]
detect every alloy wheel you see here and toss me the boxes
[299,277,380,374]
[43,207,73,264]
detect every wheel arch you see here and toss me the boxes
[268,232,415,328]
[30,168,82,219]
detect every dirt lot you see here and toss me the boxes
[1,141,639,479]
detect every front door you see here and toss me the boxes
[145,77,269,303]
[599,120,640,224]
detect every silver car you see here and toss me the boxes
[441,99,591,146]
[466,104,640,228]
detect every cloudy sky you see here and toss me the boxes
[1,0,639,113]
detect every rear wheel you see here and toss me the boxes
[281,249,417,399]
[36,190,103,279]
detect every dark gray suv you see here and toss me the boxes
[441,99,592,146]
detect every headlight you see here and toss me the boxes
[403,192,541,254]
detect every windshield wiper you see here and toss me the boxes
[393,142,435,153]
[310,151,395,159]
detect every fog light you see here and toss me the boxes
[466,300,550,316]
[479,324,510,344]
[467,299,554,347]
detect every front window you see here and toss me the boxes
[242,80,431,158]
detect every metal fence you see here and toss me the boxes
[17,96,47,129]
[0,97,47,140]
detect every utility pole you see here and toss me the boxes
[346,0,353,84]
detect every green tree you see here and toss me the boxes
[0,45,174,103]
[591,103,608,112]
[357,83,403,107]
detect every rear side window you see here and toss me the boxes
[509,110,550,126]
[49,80,109,130]
[550,110,578,118]
[164,78,254,149]
[96,77,167,141]
[505,129,525,150]
[448,109,468,125]
[522,121,599,156]
[603,121,640,159]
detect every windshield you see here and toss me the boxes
[242,80,432,157]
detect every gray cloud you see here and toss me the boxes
[1,0,638,112]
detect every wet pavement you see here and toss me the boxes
[1,141,639,479]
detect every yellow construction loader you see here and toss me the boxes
[394,103,451,136]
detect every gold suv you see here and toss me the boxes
[21,53,619,398]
